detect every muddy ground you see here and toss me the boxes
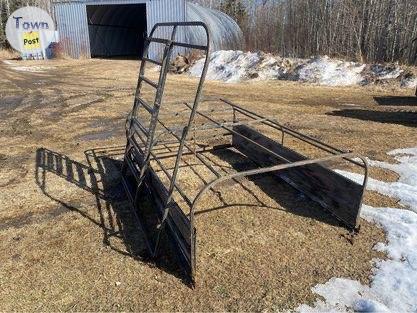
[0,58,416,311]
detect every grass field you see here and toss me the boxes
[0,57,416,311]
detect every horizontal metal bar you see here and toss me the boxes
[130,117,149,138]
[153,21,209,27]
[172,41,208,51]
[140,75,158,89]
[127,140,146,166]
[148,144,232,161]
[136,97,154,114]
[223,101,365,168]
[184,103,294,165]
[143,57,162,66]
[148,150,193,208]
[157,107,234,119]
[147,37,171,45]
[220,98,347,154]
[156,119,222,178]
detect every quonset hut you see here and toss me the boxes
[53,0,243,59]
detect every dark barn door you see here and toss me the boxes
[87,4,147,58]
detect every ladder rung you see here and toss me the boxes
[148,37,171,45]
[131,118,149,138]
[143,57,162,66]
[128,135,146,157]
[172,41,207,51]
[136,97,154,114]
[140,75,158,89]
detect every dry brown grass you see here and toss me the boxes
[0,58,416,311]
[0,49,19,60]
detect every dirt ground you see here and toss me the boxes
[0,57,416,311]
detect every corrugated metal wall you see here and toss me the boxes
[147,0,186,60]
[53,0,186,59]
[54,1,91,58]
[186,2,243,51]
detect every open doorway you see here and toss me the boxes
[86,4,147,58]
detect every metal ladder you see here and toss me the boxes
[121,22,211,267]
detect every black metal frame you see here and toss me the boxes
[122,22,368,285]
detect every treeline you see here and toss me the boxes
[2,0,417,65]
[197,0,417,65]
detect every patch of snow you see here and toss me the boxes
[2,60,53,72]
[13,66,52,73]
[296,56,365,86]
[401,76,417,88]
[296,147,417,313]
[190,50,271,83]
[337,148,417,213]
[189,50,415,88]
[370,64,403,80]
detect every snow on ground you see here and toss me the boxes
[295,57,365,86]
[2,60,54,73]
[338,148,417,213]
[189,50,287,83]
[296,147,417,313]
[189,50,417,87]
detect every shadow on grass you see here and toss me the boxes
[327,109,417,127]
[374,96,417,106]
[35,146,186,284]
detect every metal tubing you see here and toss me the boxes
[220,98,366,168]
[189,152,368,223]
[156,119,222,178]
[184,102,296,165]
[220,98,348,154]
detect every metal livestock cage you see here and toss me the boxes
[121,22,368,285]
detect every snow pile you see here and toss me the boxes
[370,64,403,80]
[295,56,365,86]
[401,74,417,88]
[189,50,417,87]
[296,147,417,313]
[189,50,289,83]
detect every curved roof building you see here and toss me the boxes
[53,0,243,59]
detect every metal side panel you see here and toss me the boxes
[232,125,364,230]
[146,169,194,276]
[122,151,194,282]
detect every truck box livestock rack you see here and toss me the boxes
[121,22,368,285]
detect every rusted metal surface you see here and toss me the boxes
[122,22,368,285]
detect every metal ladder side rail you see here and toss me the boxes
[132,25,179,213]
[122,25,173,181]
[123,26,160,171]
[126,22,176,141]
